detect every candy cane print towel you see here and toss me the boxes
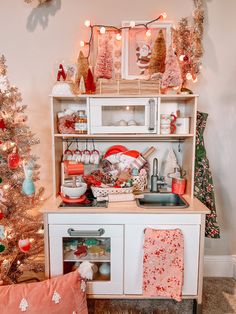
[143,228,184,301]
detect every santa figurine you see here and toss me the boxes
[136,44,151,75]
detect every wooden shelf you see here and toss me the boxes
[64,251,110,263]
[50,94,198,100]
[54,133,194,141]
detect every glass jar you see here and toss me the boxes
[75,110,87,134]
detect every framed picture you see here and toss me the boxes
[122,21,173,80]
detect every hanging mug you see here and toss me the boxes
[90,149,100,165]
[63,149,73,161]
[81,149,90,165]
[73,149,82,163]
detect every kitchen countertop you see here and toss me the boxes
[40,194,210,215]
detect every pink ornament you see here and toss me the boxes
[18,239,30,253]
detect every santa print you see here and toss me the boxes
[95,37,113,79]
[161,45,182,89]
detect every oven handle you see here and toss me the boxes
[148,98,155,131]
[67,228,105,237]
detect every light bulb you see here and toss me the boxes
[161,12,167,19]
[2,145,7,151]
[80,40,85,47]
[3,184,10,190]
[186,73,193,80]
[17,260,21,265]
[100,27,106,34]
[179,55,185,61]
[84,20,91,27]
[146,29,151,37]
[126,106,130,110]
[116,33,122,41]
[130,21,136,28]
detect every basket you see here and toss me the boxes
[132,174,148,192]
[91,186,133,198]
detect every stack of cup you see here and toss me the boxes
[160,114,176,134]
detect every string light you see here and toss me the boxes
[186,72,193,80]
[146,29,152,37]
[126,106,130,110]
[160,12,167,19]
[116,33,122,41]
[80,13,168,58]
[80,40,85,47]
[100,27,106,34]
[179,55,185,61]
[3,184,10,190]
[130,21,136,28]
[193,77,198,83]
[84,20,91,27]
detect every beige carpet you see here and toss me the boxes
[88,278,236,314]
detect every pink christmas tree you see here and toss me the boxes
[161,45,183,89]
[95,38,113,79]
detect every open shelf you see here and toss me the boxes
[54,133,194,140]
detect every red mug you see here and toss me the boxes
[172,177,186,195]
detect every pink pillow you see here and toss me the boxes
[0,271,88,314]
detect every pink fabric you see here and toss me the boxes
[0,271,88,314]
[143,228,184,301]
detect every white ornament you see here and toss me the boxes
[78,261,93,280]
[52,291,61,304]
[19,298,29,312]
[80,280,86,292]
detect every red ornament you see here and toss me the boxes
[18,239,30,253]
[8,149,20,170]
[183,55,189,62]
[85,68,96,94]
[0,119,6,130]
[0,213,4,220]
[57,64,66,81]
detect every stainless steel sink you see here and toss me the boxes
[136,193,189,209]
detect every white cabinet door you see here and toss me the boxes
[124,224,200,295]
[49,224,124,295]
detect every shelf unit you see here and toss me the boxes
[50,94,198,198]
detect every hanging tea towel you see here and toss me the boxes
[143,228,184,301]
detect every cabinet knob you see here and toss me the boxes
[67,228,105,237]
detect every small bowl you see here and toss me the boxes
[61,183,87,198]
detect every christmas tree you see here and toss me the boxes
[76,51,89,84]
[86,68,96,94]
[161,45,183,89]
[149,30,166,75]
[0,56,44,285]
[95,38,113,79]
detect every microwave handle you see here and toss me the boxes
[148,98,155,131]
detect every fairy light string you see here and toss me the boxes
[81,13,168,58]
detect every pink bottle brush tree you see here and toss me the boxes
[95,38,113,79]
[161,45,183,89]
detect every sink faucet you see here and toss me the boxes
[150,158,166,193]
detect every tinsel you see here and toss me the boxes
[0,55,44,285]
[173,0,205,85]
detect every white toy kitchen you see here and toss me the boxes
[42,94,209,313]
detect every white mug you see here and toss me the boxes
[160,124,171,135]
[175,118,190,134]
